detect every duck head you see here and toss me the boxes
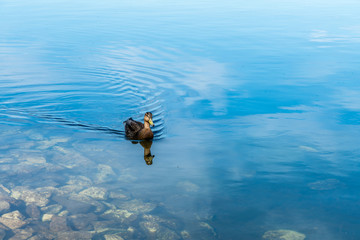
[144,112,154,127]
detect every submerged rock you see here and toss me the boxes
[22,155,47,164]
[11,187,50,207]
[142,214,177,229]
[42,213,54,222]
[50,215,69,232]
[140,221,180,240]
[0,229,5,240]
[9,227,34,240]
[55,231,94,240]
[177,181,200,192]
[79,187,108,200]
[109,190,129,200]
[0,201,10,213]
[299,146,318,152]
[199,222,216,236]
[263,229,306,240]
[139,214,180,240]
[26,203,41,219]
[41,204,63,215]
[96,164,116,183]
[37,137,69,150]
[66,176,92,187]
[117,199,156,214]
[102,209,137,223]
[140,220,159,233]
[0,210,27,229]
[68,213,97,231]
[52,195,92,214]
[0,185,10,195]
[308,179,341,190]
[181,230,191,239]
[104,233,124,240]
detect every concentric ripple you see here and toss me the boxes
[0,44,179,140]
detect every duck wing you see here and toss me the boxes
[124,118,144,138]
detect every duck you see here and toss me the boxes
[123,112,154,140]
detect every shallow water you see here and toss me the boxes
[0,0,360,239]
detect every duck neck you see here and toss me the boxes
[144,148,151,156]
[144,121,150,129]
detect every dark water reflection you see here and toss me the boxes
[132,141,155,166]
[1,0,360,239]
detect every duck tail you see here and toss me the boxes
[123,117,133,125]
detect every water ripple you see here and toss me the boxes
[0,44,178,139]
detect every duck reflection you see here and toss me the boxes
[132,140,155,165]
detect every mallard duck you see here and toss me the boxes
[124,112,154,140]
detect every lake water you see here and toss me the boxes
[1,0,360,239]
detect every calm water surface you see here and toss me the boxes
[1,0,360,239]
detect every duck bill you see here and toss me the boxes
[149,119,154,127]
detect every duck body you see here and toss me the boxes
[124,112,154,140]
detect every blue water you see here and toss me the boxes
[1,0,360,239]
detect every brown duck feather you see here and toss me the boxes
[123,114,154,140]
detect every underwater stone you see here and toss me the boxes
[308,179,341,190]
[117,199,156,214]
[58,184,85,195]
[11,187,50,207]
[66,176,92,187]
[104,233,125,240]
[37,137,69,150]
[263,229,306,240]
[9,227,34,240]
[26,203,41,220]
[140,221,180,240]
[68,194,106,213]
[52,196,92,214]
[58,210,69,217]
[299,146,318,152]
[0,201,10,213]
[50,215,69,232]
[177,181,200,192]
[102,209,137,223]
[41,204,63,214]
[79,187,108,200]
[68,213,97,231]
[42,214,54,222]
[142,214,178,229]
[0,210,27,229]
[200,222,216,236]
[0,185,10,195]
[28,132,44,141]
[55,231,94,240]
[109,190,129,200]
[23,156,46,164]
[0,229,5,240]
[140,221,159,233]
[181,230,191,239]
[95,164,116,183]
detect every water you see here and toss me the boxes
[0,0,360,239]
